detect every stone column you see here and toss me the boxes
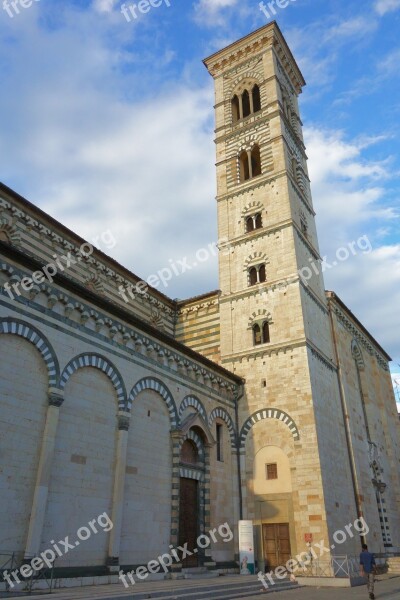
[169,430,182,573]
[24,389,64,559]
[247,150,253,179]
[107,411,130,570]
[203,443,215,568]
[238,95,243,120]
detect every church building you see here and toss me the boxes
[0,22,399,579]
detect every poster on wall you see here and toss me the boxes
[238,520,255,575]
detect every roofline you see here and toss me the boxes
[177,289,220,306]
[0,181,175,308]
[0,240,244,385]
[203,20,306,87]
[326,291,392,362]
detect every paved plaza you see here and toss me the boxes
[0,575,399,600]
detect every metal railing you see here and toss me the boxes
[0,552,55,594]
[297,555,360,579]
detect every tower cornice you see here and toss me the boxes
[203,21,306,94]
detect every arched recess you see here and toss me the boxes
[351,339,365,371]
[128,377,178,427]
[209,407,236,448]
[60,353,126,409]
[239,408,300,448]
[179,429,205,461]
[0,318,59,387]
[179,395,207,422]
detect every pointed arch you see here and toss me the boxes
[208,407,236,448]
[0,318,59,387]
[60,353,127,409]
[129,377,178,427]
[239,408,300,448]
[351,339,365,371]
[179,395,207,421]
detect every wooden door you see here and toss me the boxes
[262,523,291,571]
[178,478,198,567]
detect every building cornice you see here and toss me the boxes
[203,22,305,94]
[0,246,243,390]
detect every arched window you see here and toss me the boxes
[231,83,262,124]
[252,85,261,112]
[246,216,254,233]
[262,321,270,344]
[255,213,262,229]
[232,95,240,123]
[253,324,262,345]
[180,440,198,465]
[249,267,258,286]
[239,151,250,182]
[259,264,266,283]
[251,145,261,177]
[242,89,250,118]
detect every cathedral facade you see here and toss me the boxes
[0,22,399,580]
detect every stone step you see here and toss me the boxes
[127,578,298,600]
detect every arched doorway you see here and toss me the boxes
[178,436,204,567]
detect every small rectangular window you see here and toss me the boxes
[216,423,223,462]
[266,463,278,480]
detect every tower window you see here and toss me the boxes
[231,83,262,123]
[252,85,261,113]
[248,264,267,286]
[245,212,262,233]
[251,145,262,177]
[232,95,240,124]
[239,145,262,183]
[242,89,251,118]
[252,321,271,346]
[249,267,258,286]
[239,151,250,182]
[266,463,278,480]
[246,216,255,233]
[253,323,262,345]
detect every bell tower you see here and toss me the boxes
[204,22,359,566]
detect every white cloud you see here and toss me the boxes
[305,127,400,364]
[92,0,118,13]
[194,0,239,26]
[374,0,400,15]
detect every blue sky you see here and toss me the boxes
[0,0,399,404]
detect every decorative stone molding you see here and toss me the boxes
[331,303,389,371]
[179,467,203,481]
[243,252,269,270]
[208,407,237,448]
[128,377,179,427]
[351,339,365,371]
[179,429,205,460]
[117,411,131,431]
[247,310,273,329]
[239,408,300,448]
[0,217,20,244]
[60,353,127,409]
[0,260,239,398]
[48,392,64,407]
[179,395,207,421]
[0,318,59,387]
[308,345,337,372]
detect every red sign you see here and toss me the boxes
[304,533,313,543]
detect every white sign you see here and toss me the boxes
[238,520,255,575]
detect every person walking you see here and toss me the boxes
[360,543,376,599]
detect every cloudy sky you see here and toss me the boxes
[0,0,399,405]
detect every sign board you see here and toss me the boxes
[304,533,313,544]
[238,520,255,575]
